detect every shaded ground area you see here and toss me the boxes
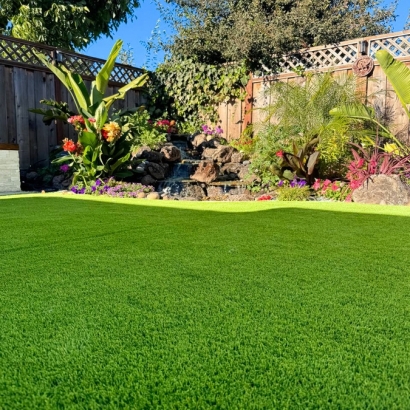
[1,196,410,409]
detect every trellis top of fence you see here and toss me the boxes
[275,30,410,75]
[0,34,145,85]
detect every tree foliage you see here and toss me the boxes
[162,0,397,70]
[0,0,140,50]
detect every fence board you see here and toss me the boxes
[0,65,7,143]
[5,66,17,145]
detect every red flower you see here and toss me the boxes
[276,150,284,158]
[101,130,109,140]
[62,138,77,153]
[257,194,272,201]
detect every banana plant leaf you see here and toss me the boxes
[375,50,410,118]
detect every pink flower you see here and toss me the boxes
[312,179,321,191]
[322,179,331,188]
[345,194,352,202]
[276,150,284,158]
[88,118,96,123]
[67,115,85,125]
[349,180,362,190]
[356,158,365,168]
[331,182,339,192]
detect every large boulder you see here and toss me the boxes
[161,145,181,162]
[191,161,219,184]
[212,146,235,164]
[352,174,409,205]
[146,162,167,180]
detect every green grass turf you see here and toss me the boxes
[1,195,410,409]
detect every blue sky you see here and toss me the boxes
[82,0,409,68]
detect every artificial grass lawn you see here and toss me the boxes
[1,196,410,409]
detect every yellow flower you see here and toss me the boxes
[102,122,121,143]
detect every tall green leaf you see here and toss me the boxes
[375,50,410,118]
[104,73,148,111]
[95,40,123,96]
[62,69,91,112]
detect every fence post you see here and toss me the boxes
[243,74,253,130]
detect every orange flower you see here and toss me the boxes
[62,138,77,153]
[102,122,121,143]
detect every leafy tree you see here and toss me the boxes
[161,0,398,70]
[0,0,140,50]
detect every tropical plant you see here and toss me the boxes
[346,143,410,190]
[251,72,360,184]
[375,49,410,120]
[329,102,405,150]
[274,139,320,184]
[35,40,148,185]
[330,49,410,151]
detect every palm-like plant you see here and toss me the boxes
[252,72,359,180]
[330,49,410,151]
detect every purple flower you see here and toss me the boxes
[79,188,86,194]
[60,164,70,173]
[298,180,307,187]
[95,179,102,186]
[277,180,284,187]
[71,186,78,193]
[91,186,97,192]
[290,179,297,188]
[215,126,223,134]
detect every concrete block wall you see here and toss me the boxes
[0,145,21,193]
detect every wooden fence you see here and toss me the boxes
[0,35,146,172]
[2,31,410,170]
[217,30,410,142]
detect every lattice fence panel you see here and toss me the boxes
[369,33,410,58]
[0,37,52,66]
[278,42,358,73]
[0,35,144,84]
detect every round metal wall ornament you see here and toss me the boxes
[352,56,374,77]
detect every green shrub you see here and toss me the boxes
[276,186,311,201]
